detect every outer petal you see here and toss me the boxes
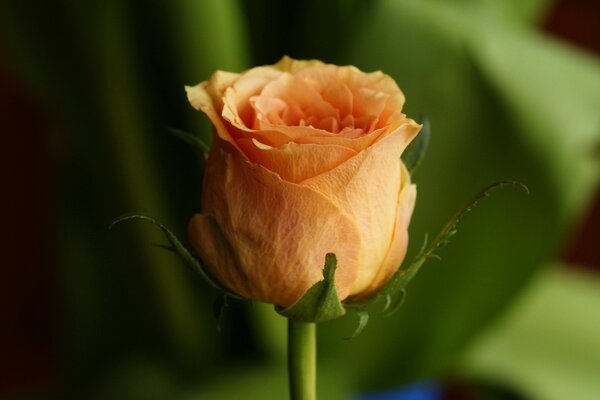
[255,120,360,142]
[186,72,240,148]
[366,71,407,129]
[367,70,406,104]
[237,138,357,183]
[188,213,243,293]
[301,120,421,294]
[360,163,416,297]
[190,140,363,307]
[291,124,387,152]
[272,55,325,73]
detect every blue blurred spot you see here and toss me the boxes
[357,381,442,400]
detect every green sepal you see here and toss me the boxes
[401,116,430,174]
[168,127,210,156]
[109,212,242,299]
[213,294,230,332]
[345,309,370,340]
[277,253,346,323]
[370,234,429,316]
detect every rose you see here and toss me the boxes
[186,57,421,308]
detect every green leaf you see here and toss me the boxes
[277,253,346,323]
[168,127,210,155]
[401,116,431,174]
[110,212,241,298]
[459,265,600,400]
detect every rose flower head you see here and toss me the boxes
[186,56,421,308]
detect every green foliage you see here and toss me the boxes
[277,254,346,323]
[459,265,600,400]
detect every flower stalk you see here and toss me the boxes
[288,319,317,400]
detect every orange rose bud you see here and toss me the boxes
[186,57,420,308]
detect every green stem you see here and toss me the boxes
[288,319,317,400]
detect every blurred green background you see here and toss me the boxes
[1,0,599,399]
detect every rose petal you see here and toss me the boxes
[294,66,354,117]
[258,73,338,125]
[221,66,283,129]
[360,164,416,297]
[272,56,325,73]
[186,76,240,148]
[192,140,363,307]
[352,87,388,130]
[294,65,397,133]
[188,213,248,295]
[291,118,408,152]
[249,96,288,127]
[322,83,353,119]
[367,71,405,99]
[225,120,295,147]
[237,138,358,183]
[256,122,343,140]
[301,121,421,294]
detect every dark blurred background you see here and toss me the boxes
[1,1,599,399]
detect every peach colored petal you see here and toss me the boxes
[186,82,240,149]
[295,65,392,127]
[206,70,241,98]
[258,73,338,125]
[218,119,293,148]
[293,66,354,116]
[312,116,339,132]
[224,106,358,144]
[376,104,406,131]
[293,65,400,133]
[297,64,376,92]
[359,164,416,297]
[337,125,363,138]
[258,121,348,139]
[272,55,325,73]
[301,121,421,294]
[322,83,353,118]
[221,70,344,145]
[192,140,363,307]
[249,96,288,126]
[367,71,405,100]
[237,138,357,183]
[291,118,409,152]
[367,71,407,129]
[352,87,388,128]
[188,213,251,296]
[220,68,281,130]
[254,107,409,147]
